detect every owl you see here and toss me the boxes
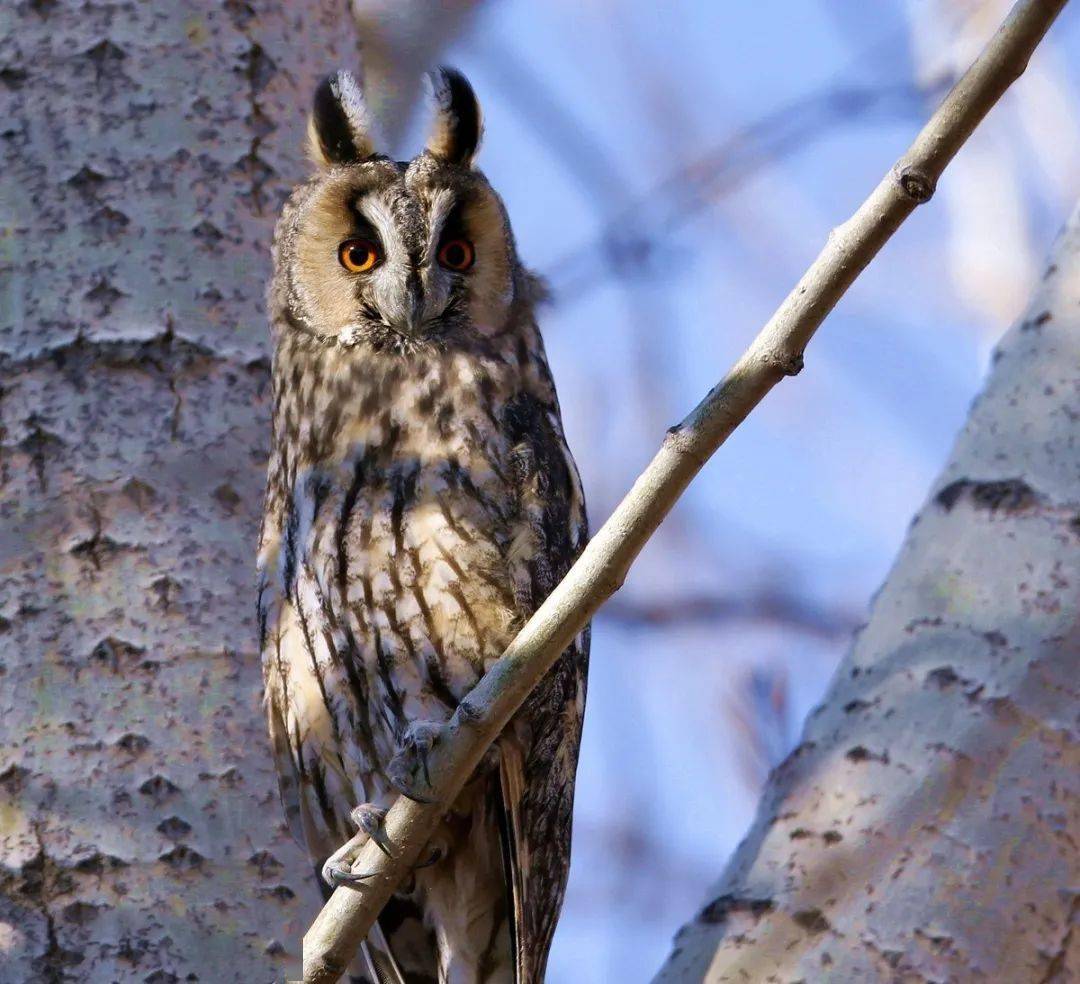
[257,67,590,984]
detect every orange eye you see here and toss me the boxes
[338,238,381,273]
[438,238,474,271]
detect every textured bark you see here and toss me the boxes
[0,2,358,980]
[656,204,1080,982]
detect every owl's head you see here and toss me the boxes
[274,68,523,353]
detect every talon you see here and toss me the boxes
[320,805,389,889]
[350,803,392,858]
[387,722,442,803]
[320,832,369,889]
[321,832,360,889]
[388,775,436,805]
[324,859,377,886]
[399,841,447,893]
[321,826,445,891]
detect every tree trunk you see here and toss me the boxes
[656,204,1080,981]
[0,3,356,980]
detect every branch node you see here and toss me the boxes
[764,350,805,377]
[894,162,936,204]
[456,697,483,725]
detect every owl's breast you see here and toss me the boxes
[301,440,524,727]
[263,342,545,790]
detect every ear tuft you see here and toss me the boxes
[308,70,379,168]
[425,67,483,167]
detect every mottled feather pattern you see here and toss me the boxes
[258,69,588,984]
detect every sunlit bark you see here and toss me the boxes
[0,3,356,979]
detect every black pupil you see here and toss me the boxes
[444,243,466,267]
[350,244,371,266]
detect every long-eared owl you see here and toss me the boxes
[257,67,589,983]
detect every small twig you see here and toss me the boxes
[547,81,930,301]
[302,2,1068,979]
[726,666,792,793]
[601,590,858,639]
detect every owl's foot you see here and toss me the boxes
[321,829,446,889]
[321,833,374,888]
[386,721,443,804]
[320,804,391,887]
[350,803,391,857]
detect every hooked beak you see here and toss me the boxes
[362,270,451,342]
[388,272,425,337]
[403,290,424,335]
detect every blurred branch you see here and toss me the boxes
[726,666,791,793]
[303,2,1066,979]
[469,45,631,206]
[471,45,686,441]
[571,818,725,913]
[549,81,934,301]
[602,590,858,639]
[349,0,484,150]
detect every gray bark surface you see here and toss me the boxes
[656,206,1080,982]
[0,2,356,980]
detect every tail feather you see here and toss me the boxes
[363,922,406,984]
[374,894,439,983]
[498,742,527,984]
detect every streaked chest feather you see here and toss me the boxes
[260,337,547,781]
[302,446,523,677]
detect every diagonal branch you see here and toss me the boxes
[548,80,930,301]
[302,2,1069,979]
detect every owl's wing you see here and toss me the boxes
[500,392,590,983]
[257,569,309,851]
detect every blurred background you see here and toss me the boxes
[354,0,1080,979]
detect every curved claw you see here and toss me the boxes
[388,776,436,805]
[324,859,378,887]
[351,804,393,858]
[369,827,393,857]
[322,842,444,889]
[386,721,443,803]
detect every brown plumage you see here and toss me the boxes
[257,68,589,983]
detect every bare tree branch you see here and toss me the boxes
[725,666,793,794]
[302,2,1068,979]
[601,591,858,640]
[348,0,484,150]
[547,81,930,302]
